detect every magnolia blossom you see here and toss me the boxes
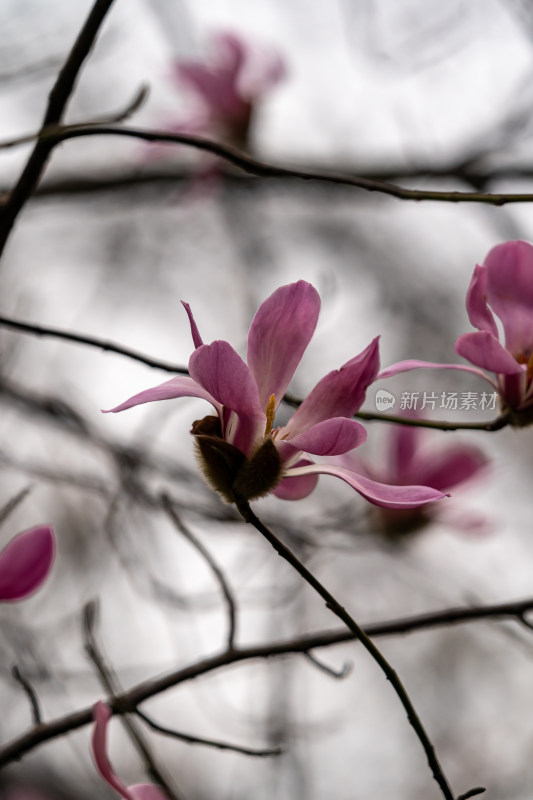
[106,282,446,510]
[381,241,533,425]
[0,525,55,602]
[92,702,168,800]
[342,419,488,537]
[171,31,285,152]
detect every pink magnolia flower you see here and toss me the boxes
[342,418,488,537]
[105,282,446,510]
[380,241,533,425]
[0,525,55,601]
[92,702,169,800]
[171,31,285,152]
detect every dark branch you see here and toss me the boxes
[83,600,183,800]
[7,122,533,206]
[1,593,533,769]
[0,313,186,373]
[12,665,42,726]
[161,494,238,650]
[0,0,116,257]
[234,498,455,800]
[136,709,282,758]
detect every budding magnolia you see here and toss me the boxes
[191,415,282,502]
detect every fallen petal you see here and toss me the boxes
[0,526,55,602]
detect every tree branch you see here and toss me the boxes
[3,123,533,206]
[1,594,532,770]
[0,0,116,257]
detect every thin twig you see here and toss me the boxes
[0,485,32,527]
[6,123,533,206]
[2,594,533,769]
[0,0,116,256]
[12,666,42,725]
[0,84,149,150]
[0,313,186,373]
[304,651,352,680]
[234,498,456,800]
[83,600,184,800]
[161,494,237,649]
[135,708,281,758]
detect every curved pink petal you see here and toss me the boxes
[455,332,524,375]
[465,264,498,337]
[0,526,55,602]
[247,281,321,410]
[285,417,367,456]
[92,702,137,800]
[181,302,204,349]
[287,338,380,437]
[189,341,264,453]
[274,458,319,500]
[484,240,533,354]
[378,359,497,388]
[285,463,447,510]
[104,376,220,415]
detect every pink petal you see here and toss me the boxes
[465,264,498,337]
[286,417,367,456]
[130,787,169,800]
[181,302,204,348]
[484,240,533,354]
[0,526,55,602]
[92,702,137,800]
[417,446,488,492]
[189,341,265,453]
[378,358,497,388]
[247,281,320,411]
[104,376,221,415]
[455,332,524,375]
[274,458,319,500]
[388,420,422,481]
[285,463,447,509]
[287,338,380,437]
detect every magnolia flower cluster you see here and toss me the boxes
[381,240,533,425]
[108,282,445,511]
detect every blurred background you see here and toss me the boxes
[1,0,533,797]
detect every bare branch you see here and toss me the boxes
[304,651,352,680]
[3,594,533,770]
[136,708,282,758]
[161,494,238,650]
[83,600,184,800]
[0,485,32,527]
[12,665,42,725]
[5,123,533,206]
[0,0,117,256]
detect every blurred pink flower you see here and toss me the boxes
[171,31,285,152]
[342,418,488,537]
[380,240,533,426]
[0,525,55,601]
[106,282,446,510]
[92,702,169,800]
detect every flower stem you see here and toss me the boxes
[234,496,456,800]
